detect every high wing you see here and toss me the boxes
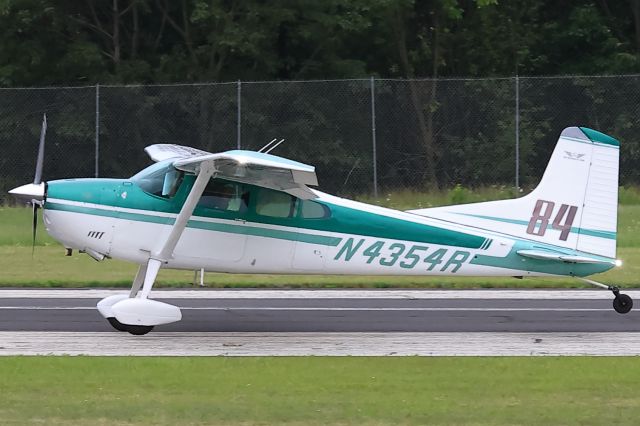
[145,144,212,162]
[145,144,318,199]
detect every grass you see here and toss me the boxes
[619,185,640,204]
[1,357,639,425]
[618,205,640,247]
[0,206,54,246]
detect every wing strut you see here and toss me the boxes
[138,160,216,299]
[98,160,218,333]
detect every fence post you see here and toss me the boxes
[515,75,520,194]
[95,83,100,178]
[237,80,242,149]
[370,76,378,197]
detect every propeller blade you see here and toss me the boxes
[31,202,39,257]
[34,114,47,185]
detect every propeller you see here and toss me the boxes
[30,114,47,255]
[8,114,48,255]
[32,202,38,256]
[34,114,46,186]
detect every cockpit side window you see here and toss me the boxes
[198,179,249,213]
[255,188,296,218]
[131,161,184,198]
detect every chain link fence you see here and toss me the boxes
[2,76,640,203]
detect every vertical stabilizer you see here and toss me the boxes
[408,127,619,258]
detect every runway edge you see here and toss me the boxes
[2,332,640,356]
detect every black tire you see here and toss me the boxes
[613,294,633,314]
[107,317,129,332]
[126,325,154,335]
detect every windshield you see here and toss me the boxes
[130,160,184,198]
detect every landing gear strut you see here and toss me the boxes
[579,278,633,314]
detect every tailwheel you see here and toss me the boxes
[126,325,154,335]
[613,293,633,314]
[107,317,129,332]
[578,278,633,314]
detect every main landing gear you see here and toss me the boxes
[97,159,215,336]
[579,278,633,314]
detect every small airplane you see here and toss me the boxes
[10,118,630,335]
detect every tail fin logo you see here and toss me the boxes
[563,151,586,162]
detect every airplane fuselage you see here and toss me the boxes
[42,174,614,278]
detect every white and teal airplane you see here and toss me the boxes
[10,124,630,335]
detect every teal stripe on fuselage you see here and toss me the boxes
[44,199,487,249]
[320,202,487,249]
[458,213,616,240]
[45,202,342,246]
[46,178,488,249]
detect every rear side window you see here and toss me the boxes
[256,189,295,218]
[298,200,330,219]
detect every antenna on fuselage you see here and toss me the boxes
[264,139,285,154]
[258,138,277,153]
[257,138,285,154]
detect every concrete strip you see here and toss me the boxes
[1,332,640,356]
[0,289,637,299]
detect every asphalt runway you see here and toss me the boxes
[1,289,640,355]
[2,294,640,332]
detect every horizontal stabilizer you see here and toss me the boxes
[516,250,614,265]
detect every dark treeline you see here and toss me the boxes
[2,1,640,200]
[1,0,640,86]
